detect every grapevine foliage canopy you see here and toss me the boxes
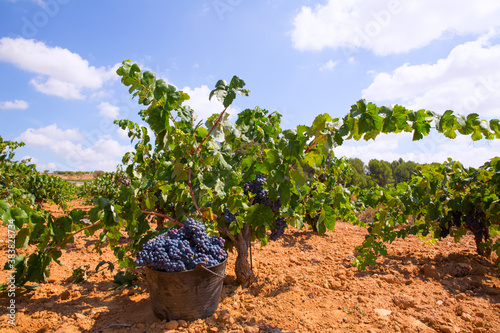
[113,59,499,238]
[1,59,499,288]
[353,157,500,270]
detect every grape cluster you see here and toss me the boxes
[440,209,488,243]
[439,223,450,238]
[269,217,286,241]
[244,174,281,212]
[135,218,227,272]
[224,208,239,223]
[465,211,486,243]
[254,190,282,213]
[114,172,131,187]
[242,174,286,240]
[244,173,266,195]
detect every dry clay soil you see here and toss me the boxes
[0,200,499,333]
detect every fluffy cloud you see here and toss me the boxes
[0,37,118,99]
[22,155,57,172]
[38,162,57,171]
[97,102,120,119]
[291,0,500,55]
[362,33,500,117]
[0,99,29,110]
[6,0,46,5]
[116,127,130,141]
[334,133,499,168]
[18,124,84,144]
[319,59,339,71]
[181,85,240,123]
[16,124,133,171]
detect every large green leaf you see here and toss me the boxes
[246,204,274,227]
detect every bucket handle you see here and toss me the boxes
[200,265,226,280]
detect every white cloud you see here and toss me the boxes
[32,159,57,172]
[0,37,118,99]
[181,85,240,123]
[291,0,500,55]
[319,59,338,71]
[362,33,500,117]
[0,99,29,110]
[116,128,130,141]
[16,124,133,171]
[97,102,120,119]
[18,124,84,144]
[33,0,47,7]
[334,133,404,162]
[334,133,499,168]
[7,0,47,5]
[20,155,35,164]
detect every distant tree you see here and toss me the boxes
[93,170,105,178]
[391,158,417,184]
[368,159,394,187]
[345,158,376,189]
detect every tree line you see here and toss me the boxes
[345,157,418,188]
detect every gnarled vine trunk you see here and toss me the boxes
[220,224,255,287]
[155,215,165,230]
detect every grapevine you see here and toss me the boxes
[353,158,500,270]
[1,60,499,289]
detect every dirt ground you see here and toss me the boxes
[0,200,499,333]
[47,174,96,181]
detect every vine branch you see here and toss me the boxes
[141,210,183,227]
[188,168,206,223]
[195,106,229,154]
[288,134,327,172]
[217,225,237,244]
[48,220,104,254]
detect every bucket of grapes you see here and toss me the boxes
[135,218,228,321]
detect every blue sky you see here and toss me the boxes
[0,0,499,171]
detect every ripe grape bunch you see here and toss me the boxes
[114,172,131,187]
[269,217,286,241]
[243,173,286,240]
[224,208,239,223]
[135,218,227,272]
[243,174,281,212]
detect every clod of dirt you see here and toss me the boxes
[380,274,399,284]
[461,313,473,322]
[440,325,458,333]
[422,264,442,279]
[393,294,416,309]
[244,325,259,333]
[374,308,392,317]
[59,290,71,300]
[165,320,178,330]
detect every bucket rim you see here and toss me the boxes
[144,257,227,276]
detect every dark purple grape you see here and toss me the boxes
[135,218,227,272]
[270,217,286,241]
[224,208,239,223]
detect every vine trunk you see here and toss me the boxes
[222,224,254,287]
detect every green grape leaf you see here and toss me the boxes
[15,228,30,249]
[246,204,274,227]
